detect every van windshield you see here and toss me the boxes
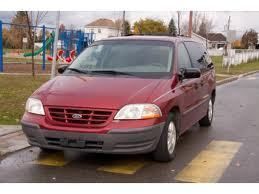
[66,40,174,78]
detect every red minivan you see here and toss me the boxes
[21,35,216,162]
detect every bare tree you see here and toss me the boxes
[180,20,189,36]
[192,12,202,33]
[177,11,181,35]
[25,11,48,77]
[180,12,215,36]
[115,19,123,36]
[199,14,215,35]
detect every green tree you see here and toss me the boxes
[241,29,258,49]
[168,17,177,36]
[133,18,167,35]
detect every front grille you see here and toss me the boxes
[47,107,113,127]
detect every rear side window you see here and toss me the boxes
[184,41,211,69]
[177,43,192,70]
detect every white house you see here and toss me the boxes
[192,32,227,49]
[84,18,121,41]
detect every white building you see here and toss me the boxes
[192,32,227,49]
[84,18,121,41]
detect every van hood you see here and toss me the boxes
[33,75,162,109]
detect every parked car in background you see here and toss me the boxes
[21,35,216,162]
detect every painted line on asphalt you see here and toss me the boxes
[98,159,148,175]
[174,140,242,183]
[34,151,70,167]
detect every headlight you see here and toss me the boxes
[114,104,162,120]
[25,98,45,115]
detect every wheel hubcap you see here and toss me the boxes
[167,121,177,154]
[208,100,213,121]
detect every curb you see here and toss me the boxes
[216,70,259,86]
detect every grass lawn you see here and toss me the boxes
[0,75,49,125]
[211,56,259,75]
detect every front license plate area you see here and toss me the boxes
[60,138,85,148]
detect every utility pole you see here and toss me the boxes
[51,11,60,79]
[122,11,125,36]
[227,16,231,31]
[177,11,181,35]
[188,11,193,37]
[226,16,231,47]
[226,16,231,72]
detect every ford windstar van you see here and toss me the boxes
[21,35,216,162]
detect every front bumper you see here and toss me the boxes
[21,121,165,154]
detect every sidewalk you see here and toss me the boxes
[0,125,29,157]
[0,125,22,136]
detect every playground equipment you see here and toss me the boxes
[47,49,76,64]
[0,20,95,72]
[23,33,54,57]
[59,30,94,58]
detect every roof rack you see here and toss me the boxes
[125,33,190,38]
[125,32,175,36]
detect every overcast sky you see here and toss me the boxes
[1,11,259,36]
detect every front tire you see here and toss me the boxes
[199,98,214,126]
[152,112,178,162]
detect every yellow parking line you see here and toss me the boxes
[98,159,148,175]
[35,151,70,167]
[175,140,242,183]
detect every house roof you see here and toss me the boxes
[86,18,116,28]
[207,33,226,42]
[192,32,207,41]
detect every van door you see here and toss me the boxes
[177,42,200,131]
[184,41,211,121]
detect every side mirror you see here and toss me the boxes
[179,68,201,79]
[58,65,68,74]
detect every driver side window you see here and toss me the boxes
[177,43,192,70]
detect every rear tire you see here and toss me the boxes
[152,112,179,162]
[199,98,214,126]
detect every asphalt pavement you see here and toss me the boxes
[0,74,259,183]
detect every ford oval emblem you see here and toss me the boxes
[72,113,83,119]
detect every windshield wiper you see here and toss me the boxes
[66,67,88,74]
[89,70,134,76]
